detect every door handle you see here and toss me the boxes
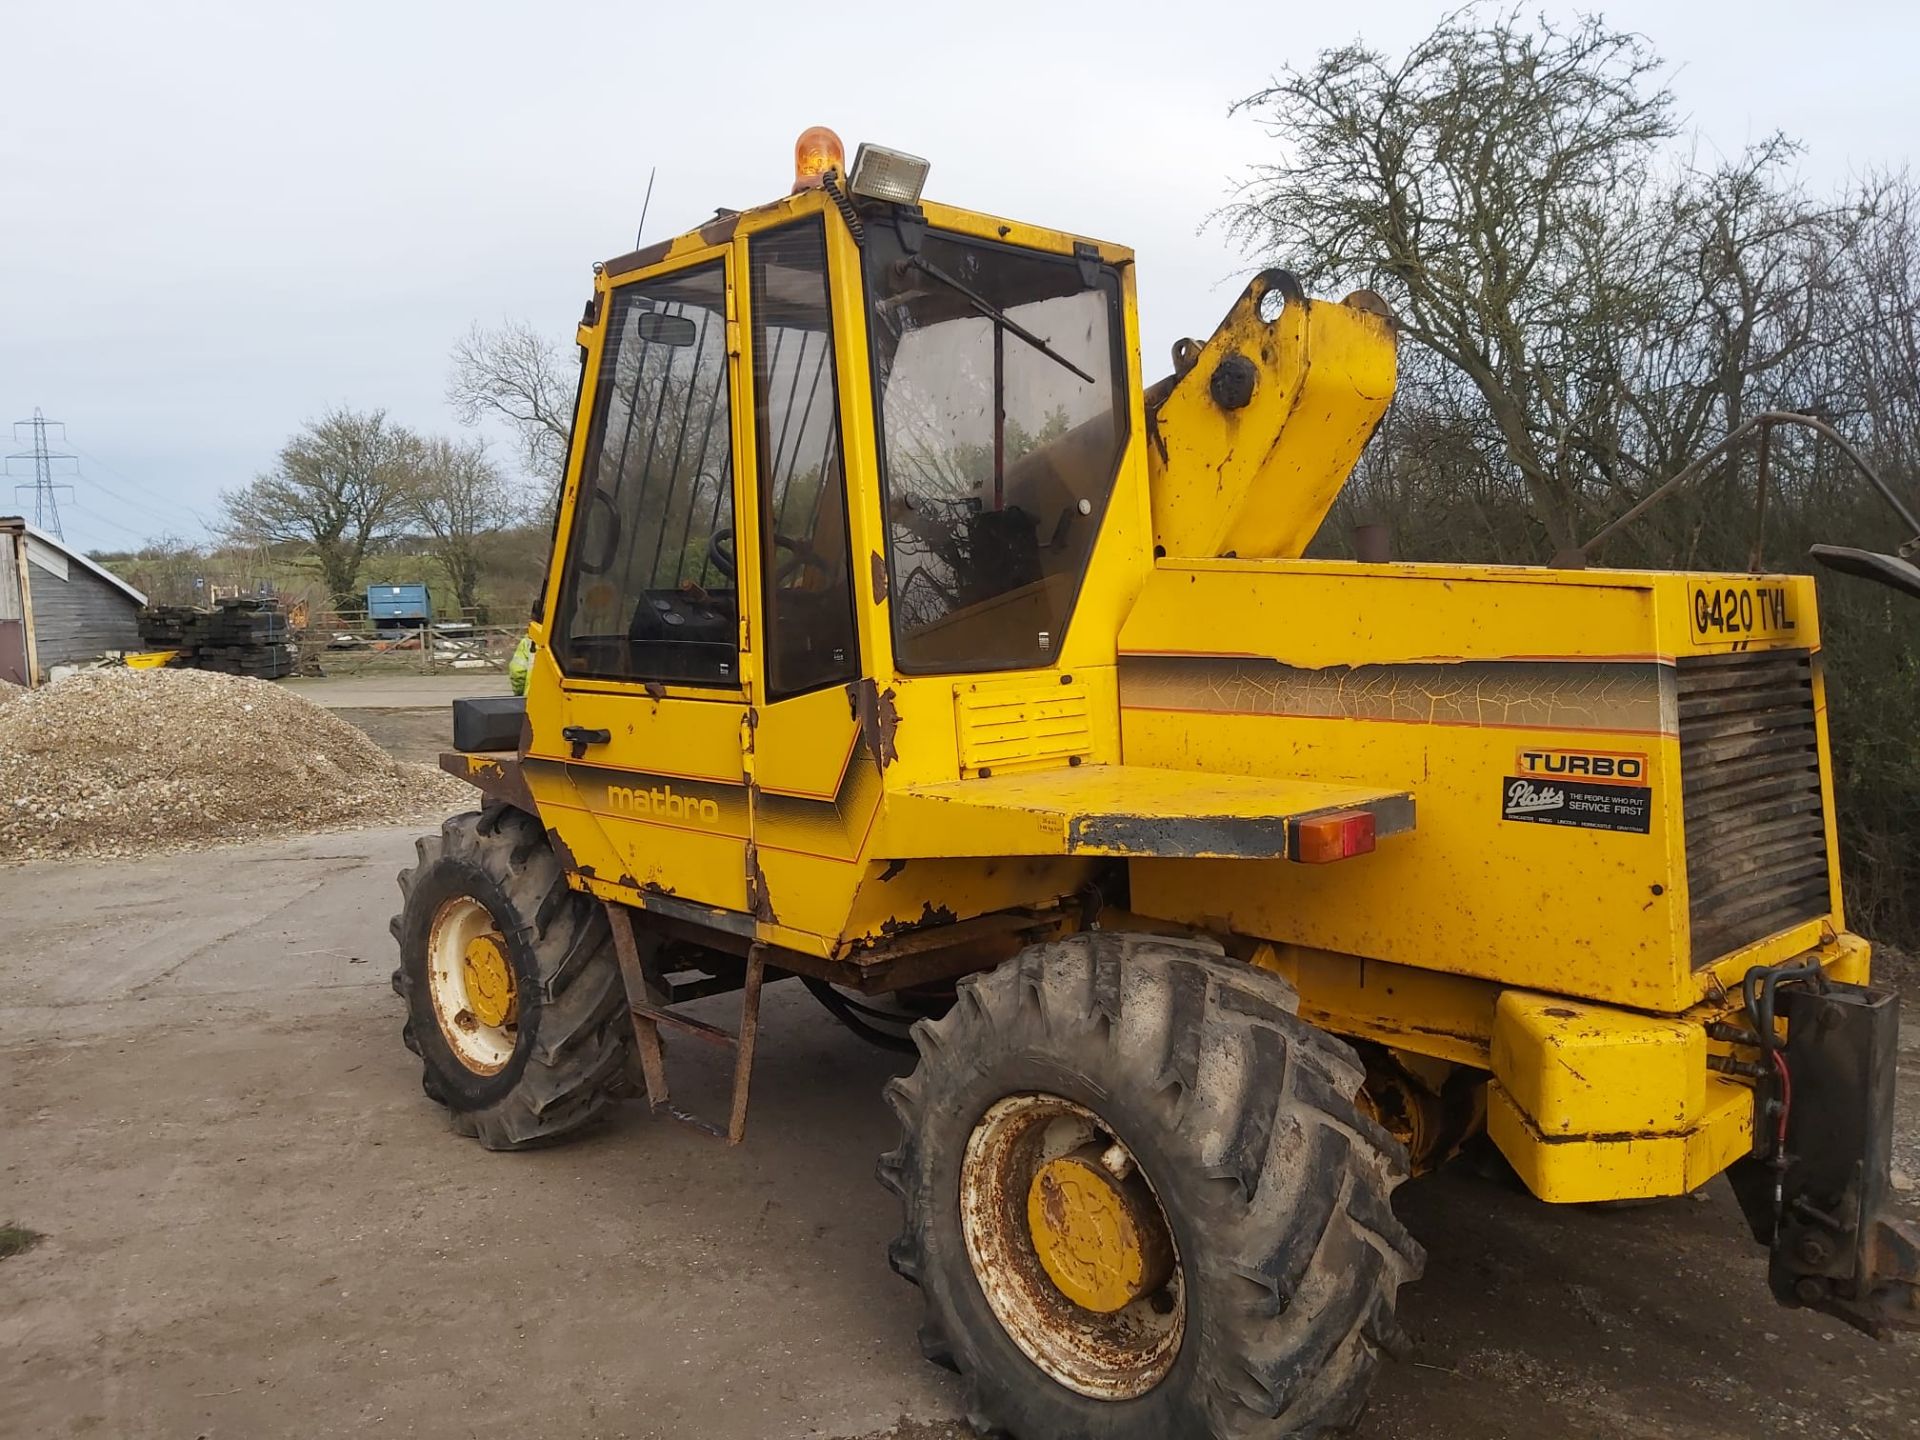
[562,725,611,758]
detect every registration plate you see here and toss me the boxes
[1688,582,1799,646]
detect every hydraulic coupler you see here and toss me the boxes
[1729,976,1919,1336]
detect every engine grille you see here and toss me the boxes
[1678,650,1831,966]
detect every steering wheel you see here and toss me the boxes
[575,489,622,575]
[707,526,819,584]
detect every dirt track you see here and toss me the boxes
[1,820,1915,1439]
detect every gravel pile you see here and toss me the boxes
[0,669,470,862]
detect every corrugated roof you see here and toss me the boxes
[1,516,149,606]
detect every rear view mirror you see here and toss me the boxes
[636,311,698,347]
[1810,545,1920,602]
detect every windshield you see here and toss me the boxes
[865,227,1127,672]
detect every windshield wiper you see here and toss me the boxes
[906,255,1096,385]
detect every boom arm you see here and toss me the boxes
[1144,269,1397,560]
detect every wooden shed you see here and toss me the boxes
[0,517,147,686]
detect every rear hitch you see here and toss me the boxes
[1728,977,1920,1336]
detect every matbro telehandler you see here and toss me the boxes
[395,128,1918,1436]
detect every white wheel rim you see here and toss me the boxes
[960,1093,1185,1400]
[425,895,517,1075]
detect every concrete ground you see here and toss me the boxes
[283,674,512,710]
[2,826,1915,1440]
[284,673,517,767]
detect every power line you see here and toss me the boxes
[62,500,152,544]
[64,441,213,531]
[7,408,77,540]
[68,471,201,534]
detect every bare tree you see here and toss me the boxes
[1237,12,1920,944]
[447,321,576,495]
[409,436,522,616]
[1221,11,1678,553]
[221,407,420,612]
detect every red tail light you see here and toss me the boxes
[1291,809,1376,864]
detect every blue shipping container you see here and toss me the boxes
[367,583,431,625]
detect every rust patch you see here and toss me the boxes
[1037,1167,1069,1231]
[879,858,907,883]
[870,550,889,604]
[847,678,901,769]
[699,211,740,247]
[546,827,591,878]
[879,901,959,938]
[643,680,667,702]
[745,843,776,924]
[640,879,679,898]
[1542,1007,1581,1019]
[603,237,674,277]
[443,751,539,818]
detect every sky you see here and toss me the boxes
[2,0,1915,556]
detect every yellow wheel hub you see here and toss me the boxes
[1026,1150,1175,1315]
[461,933,517,1028]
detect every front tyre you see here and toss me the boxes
[878,932,1422,1438]
[392,807,630,1150]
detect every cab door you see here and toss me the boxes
[737,216,879,945]
[535,245,754,916]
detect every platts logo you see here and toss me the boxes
[607,783,722,826]
[1504,779,1566,815]
[1516,748,1647,784]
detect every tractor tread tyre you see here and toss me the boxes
[392,806,629,1151]
[877,931,1422,1440]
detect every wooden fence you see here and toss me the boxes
[299,610,521,675]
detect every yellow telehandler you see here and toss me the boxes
[394,128,1918,1436]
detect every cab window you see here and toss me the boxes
[554,261,738,686]
[751,219,859,698]
[864,229,1127,673]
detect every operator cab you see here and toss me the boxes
[548,128,1137,700]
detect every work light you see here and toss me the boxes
[848,143,930,205]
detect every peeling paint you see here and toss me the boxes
[847,678,901,769]
[879,900,959,938]
[547,827,592,878]
[745,843,776,924]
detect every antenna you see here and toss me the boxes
[634,166,657,249]
[7,408,78,540]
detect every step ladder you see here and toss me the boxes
[604,903,764,1145]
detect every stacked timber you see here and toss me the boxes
[135,605,201,647]
[195,601,296,678]
[135,600,298,680]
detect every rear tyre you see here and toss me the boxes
[392,806,630,1150]
[878,932,1422,1438]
